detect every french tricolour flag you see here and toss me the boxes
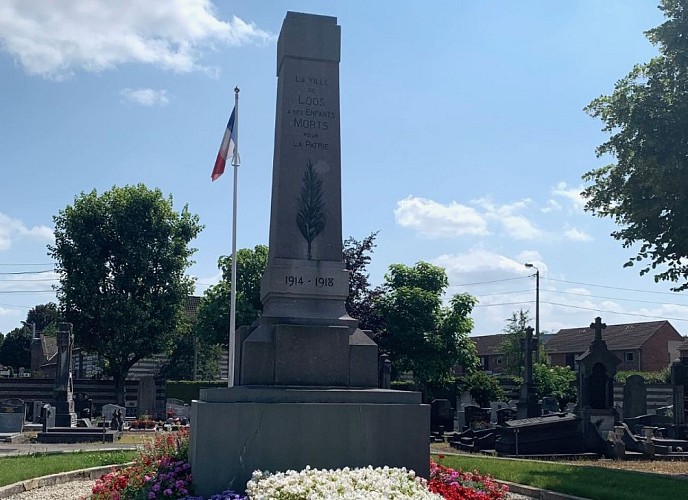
[211,107,237,181]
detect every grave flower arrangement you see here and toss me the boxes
[428,456,509,500]
[91,431,509,499]
[91,429,193,499]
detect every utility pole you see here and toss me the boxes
[525,263,540,364]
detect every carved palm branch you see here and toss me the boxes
[297,159,327,259]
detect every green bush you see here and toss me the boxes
[165,380,227,404]
[615,369,670,384]
[457,371,504,407]
[533,363,576,408]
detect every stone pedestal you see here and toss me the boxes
[190,387,429,497]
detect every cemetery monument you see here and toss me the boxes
[190,12,429,497]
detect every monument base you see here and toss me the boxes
[190,386,429,497]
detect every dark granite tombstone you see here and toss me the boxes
[53,323,77,427]
[541,396,560,415]
[576,317,621,451]
[670,356,688,436]
[431,399,454,433]
[464,405,491,430]
[623,374,647,419]
[189,13,428,497]
[496,407,517,426]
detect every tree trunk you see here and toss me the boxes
[113,371,127,406]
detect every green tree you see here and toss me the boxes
[0,326,31,370]
[195,245,268,346]
[160,321,221,381]
[343,232,384,333]
[26,302,60,336]
[583,0,688,290]
[50,184,202,404]
[533,363,577,408]
[498,309,531,376]
[376,261,479,386]
[458,370,505,407]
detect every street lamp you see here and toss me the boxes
[525,263,540,363]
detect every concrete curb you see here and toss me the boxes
[0,462,134,498]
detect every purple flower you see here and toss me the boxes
[148,493,156,499]
[164,488,173,496]
[153,483,161,491]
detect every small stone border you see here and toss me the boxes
[0,459,134,498]
[497,480,590,500]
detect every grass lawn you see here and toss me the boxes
[435,454,688,500]
[0,450,138,487]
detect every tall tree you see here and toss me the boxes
[26,302,60,335]
[343,232,384,333]
[0,326,31,370]
[583,0,688,290]
[195,245,268,346]
[376,261,478,386]
[498,309,531,376]
[50,184,202,403]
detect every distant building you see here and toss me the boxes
[468,332,554,374]
[546,320,682,372]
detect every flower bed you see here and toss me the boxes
[91,432,508,499]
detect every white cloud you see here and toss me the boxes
[434,248,531,283]
[0,0,274,79]
[551,182,586,211]
[563,227,593,242]
[394,196,489,238]
[473,197,542,240]
[541,199,562,213]
[0,271,59,293]
[0,213,53,251]
[121,88,170,106]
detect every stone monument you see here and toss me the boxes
[576,317,621,450]
[53,322,77,427]
[516,326,541,418]
[190,12,428,497]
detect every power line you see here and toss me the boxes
[454,276,529,287]
[543,276,683,296]
[0,270,54,275]
[543,288,688,306]
[0,290,55,294]
[540,300,688,323]
[0,263,53,266]
[0,278,58,282]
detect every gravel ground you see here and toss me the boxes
[4,479,93,500]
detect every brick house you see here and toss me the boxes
[546,320,682,372]
[471,334,509,373]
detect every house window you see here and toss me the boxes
[624,352,634,362]
[496,357,503,365]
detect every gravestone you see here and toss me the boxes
[490,401,508,423]
[0,399,25,434]
[431,399,454,433]
[166,399,190,420]
[541,396,560,414]
[32,401,44,424]
[464,405,491,430]
[102,404,125,423]
[576,317,622,449]
[623,374,647,419]
[190,12,428,497]
[496,407,517,426]
[137,375,157,419]
[53,323,77,427]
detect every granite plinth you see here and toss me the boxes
[190,387,429,497]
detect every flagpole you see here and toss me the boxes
[228,86,240,387]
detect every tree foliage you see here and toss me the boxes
[457,371,505,407]
[498,309,531,376]
[583,0,688,290]
[376,261,478,386]
[194,245,268,346]
[26,302,60,336]
[343,232,384,333]
[533,363,577,407]
[50,184,202,403]
[0,327,31,369]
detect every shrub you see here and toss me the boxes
[457,371,504,407]
[615,369,670,384]
[533,363,577,408]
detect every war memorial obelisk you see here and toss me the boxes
[190,13,428,496]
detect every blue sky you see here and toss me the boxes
[1,0,686,339]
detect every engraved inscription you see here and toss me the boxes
[285,275,335,288]
[289,72,335,149]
